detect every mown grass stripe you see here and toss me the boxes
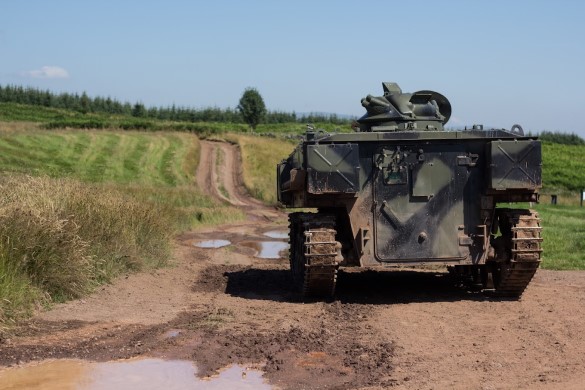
[158,134,181,186]
[0,129,202,187]
[141,134,170,186]
[123,134,149,182]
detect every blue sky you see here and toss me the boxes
[1,0,584,135]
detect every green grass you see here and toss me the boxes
[0,126,245,329]
[0,102,351,136]
[215,147,230,199]
[541,142,585,193]
[0,102,84,122]
[224,133,297,204]
[532,204,585,270]
[0,129,198,186]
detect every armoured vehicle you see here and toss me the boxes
[277,82,542,298]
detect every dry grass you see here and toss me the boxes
[0,122,42,134]
[0,175,175,328]
[225,134,297,204]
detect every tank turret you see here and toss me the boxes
[356,82,452,132]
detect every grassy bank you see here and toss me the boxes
[0,126,244,328]
[0,175,173,326]
[541,142,585,192]
[532,204,585,270]
[225,133,297,204]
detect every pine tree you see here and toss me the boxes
[132,103,146,117]
[80,92,90,114]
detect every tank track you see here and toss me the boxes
[492,209,542,297]
[289,212,341,298]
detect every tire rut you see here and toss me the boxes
[197,140,279,220]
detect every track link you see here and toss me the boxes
[493,209,542,297]
[289,213,341,298]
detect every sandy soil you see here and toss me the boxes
[1,141,585,389]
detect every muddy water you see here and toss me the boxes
[164,329,181,338]
[263,230,289,239]
[194,239,231,248]
[0,358,271,390]
[239,240,289,259]
[257,241,289,259]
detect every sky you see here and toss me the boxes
[1,0,584,135]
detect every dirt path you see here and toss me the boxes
[197,140,273,218]
[2,141,585,389]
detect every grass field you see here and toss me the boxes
[0,128,197,185]
[532,204,585,269]
[541,142,585,193]
[0,125,244,328]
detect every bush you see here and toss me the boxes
[44,118,108,129]
[119,120,156,131]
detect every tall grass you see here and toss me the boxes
[119,184,245,231]
[0,175,176,327]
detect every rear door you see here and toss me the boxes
[372,144,468,262]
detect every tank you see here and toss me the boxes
[277,82,542,298]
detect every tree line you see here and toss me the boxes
[531,131,585,145]
[0,84,351,125]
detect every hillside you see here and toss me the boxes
[541,142,585,192]
[0,126,245,326]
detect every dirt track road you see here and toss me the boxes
[2,141,585,389]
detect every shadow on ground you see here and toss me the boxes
[213,265,506,304]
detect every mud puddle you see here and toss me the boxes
[239,241,289,259]
[164,329,181,338]
[194,239,231,248]
[257,241,289,258]
[263,230,288,239]
[0,358,271,390]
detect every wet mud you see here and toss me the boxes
[0,358,270,390]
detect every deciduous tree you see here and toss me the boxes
[237,88,266,130]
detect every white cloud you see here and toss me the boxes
[22,66,69,79]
